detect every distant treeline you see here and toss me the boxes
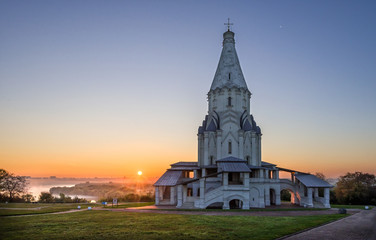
[39,192,87,203]
[49,182,154,202]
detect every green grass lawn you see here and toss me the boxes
[331,204,374,210]
[0,210,346,240]
[0,203,97,216]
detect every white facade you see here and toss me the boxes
[154,29,332,209]
[198,30,261,168]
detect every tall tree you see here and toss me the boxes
[335,172,376,205]
[0,170,28,202]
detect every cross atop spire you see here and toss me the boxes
[224,18,233,31]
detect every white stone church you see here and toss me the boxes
[154,27,332,209]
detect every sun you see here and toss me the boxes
[137,171,142,176]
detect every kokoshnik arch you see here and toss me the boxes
[154,25,332,209]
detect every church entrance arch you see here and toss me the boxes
[280,187,300,205]
[270,189,276,205]
[229,199,243,209]
[281,189,292,202]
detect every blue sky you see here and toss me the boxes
[0,0,375,177]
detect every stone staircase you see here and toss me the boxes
[180,202,196,209]
[159,199,172,205]
[204,186,224,207]
[313,200,325,208]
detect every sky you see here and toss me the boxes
[0,0,375,178]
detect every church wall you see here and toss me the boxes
[244,132,252,164]
[220,129,238,158]
[198,118,262,164]
[198,134,204,166]
[208,88,250,114]
[249,187,259,207]
[201,86,257,163]
[208,133,217,164]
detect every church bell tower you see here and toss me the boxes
[197,26,262,168]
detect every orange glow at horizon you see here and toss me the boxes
[2,139,375,179]
[1,116,375,179]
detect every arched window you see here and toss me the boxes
[228,141,232,154]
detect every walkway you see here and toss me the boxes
[97,206,360,217]
[283,208,376,240]
[3,209,88,217]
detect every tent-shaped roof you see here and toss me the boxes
[154,171,182,186]
[170,162,197,167]
[216,156,246,162]
[216,156,251,172]
[218,162,251,172]
[210,30,248,92]
[295,173,333,188]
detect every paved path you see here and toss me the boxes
[2,209,88,218]
[283,208,376,240]
[96,207,359,217]
[0,207,44,210]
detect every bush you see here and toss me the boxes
[39,192,54,203]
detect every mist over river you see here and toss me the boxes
[28,178,124,201]
[27,176,157,201]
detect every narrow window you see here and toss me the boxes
[228,141,232,154]
[229,72,231,80]
[227,97,232,106]
[210,156,214,165]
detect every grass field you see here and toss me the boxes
[0,203,98,216]
[0,210,346,240]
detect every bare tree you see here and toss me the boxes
[0,169,28,202]
[315,172,326,181]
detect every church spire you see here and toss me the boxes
[210,26,248,92]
